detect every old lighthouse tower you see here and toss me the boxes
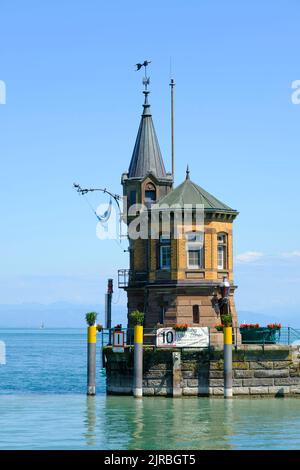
[119,68,239,330]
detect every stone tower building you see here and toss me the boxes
[119,84,239,329]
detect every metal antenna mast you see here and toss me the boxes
[170,78,175,177]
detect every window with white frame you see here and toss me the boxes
[186,231,204,269]
[217,233,227,270]
[159,234,171,270]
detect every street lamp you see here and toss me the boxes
[219,276,230,316]
[211,277,231,317]
[220,276,230,299]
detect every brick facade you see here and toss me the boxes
[125,215,238,329]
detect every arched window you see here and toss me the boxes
[217,233,227,270]
[193,305,200,323]
[144,182,156,207]
[159,234,171,270]
[186,231,204,269]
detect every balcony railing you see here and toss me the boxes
[118,269,149,288]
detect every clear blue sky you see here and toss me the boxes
[0,1,300,318]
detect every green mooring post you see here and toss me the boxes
[87,325,97,395]
[224,326,233,398]
[133,325,143,398]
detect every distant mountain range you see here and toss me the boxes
[238,310,300,328]
[0,302,127,328]
[0,303,298,328]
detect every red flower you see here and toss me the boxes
[174,323,189,331]
[240,323,260,329]
[267,323,281,330]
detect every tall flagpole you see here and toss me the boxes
[170,78,175,178]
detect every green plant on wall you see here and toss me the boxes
[130,310,145,325]
[220,313,232,326]
[85,312,98,326]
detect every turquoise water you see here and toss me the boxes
[1,329,300,450]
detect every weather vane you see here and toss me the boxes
[135,60,151,90]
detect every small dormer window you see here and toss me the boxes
[144,183,156,207]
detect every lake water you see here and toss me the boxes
[1,328,300,450]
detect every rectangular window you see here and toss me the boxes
[186,231,204,269]
[187,246,203,269]
[129,190,136,206]
[159,306,165,324]
[193,305,200,323]
[217,233,227,270]
[217,245,225,269]
[160,245,171,270]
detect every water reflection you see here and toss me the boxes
[83,396,97,447]
[1,394,300,449]
[82,395,300,450]
[102,396,236,450]
[223,399,234,449]
[131,399,144,446]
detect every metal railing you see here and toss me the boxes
[100,328,159,347]
[118,269,149,288]
[99,326,300,369]
[232,326,300,347]
[100,326,300,349]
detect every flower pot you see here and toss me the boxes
[240,327,280,344]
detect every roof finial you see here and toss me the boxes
[186,165,190,180]
[135,60,152,115]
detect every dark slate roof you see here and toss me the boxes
[157,175,237,213]
[128,92,167,179]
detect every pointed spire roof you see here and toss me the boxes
[157,169,238,215]
[128,91,168,179]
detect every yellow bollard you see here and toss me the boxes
[223,326,233,398]
[133,325,143,398]
[87,326,97,395]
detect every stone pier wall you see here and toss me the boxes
[104,345,300,397]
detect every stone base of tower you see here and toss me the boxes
[104,345,300,397]
[126,284,238,332]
